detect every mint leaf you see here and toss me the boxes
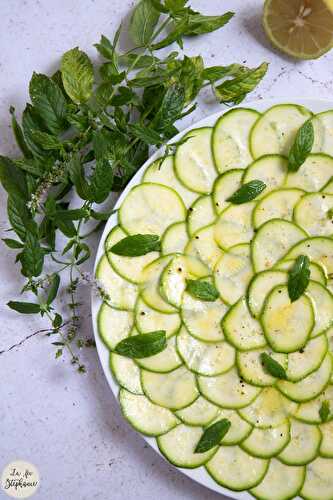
[31,130,63,150]
[13,159,45,177]
[128,124,163,146]
[22,104,50,159]
[260,353,287,380]
[0,156,28,201]
[10,106,32,158]
[288,255,310,303]
[110,234,160,256]
[152,83,185,131]
[202,64,246,83]
[186,280,219,302]
[115,330,167,358]
[227,180,266,204]
[20,231,44,277]
[7,196,30,242]
[288,120,314,172]
[47,274,60,305]
[319,400,331,423]
[119,53,160,69]
[61,47,94,104]
[129,0,160,47]
[2,238,24,249]
[168,55,204,104]
[8,301,41,314]
[216,62,268,105]
[195,419,231,453]
[178,10,234,36]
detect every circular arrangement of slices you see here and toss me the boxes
[96,104,333,500]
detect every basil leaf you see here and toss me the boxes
[319,400,331,423]
[47,274,60,305]
[227,180,266,204]
[2,238,24,249]
[186,279,219,302]
[195,419,231,453]
[128,123,163,146]
[110,234,160,256]
[260,353,287,380]
[9,107,32,158]
[288,120,314,172]
[0,156,28,201]
[7,301,41,314]
[288,255,310,302]
[115,330,166,358]
[61,48,94,104]
[129,0,160,47]
[216,62,268,105]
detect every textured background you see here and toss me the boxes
[1,1,333,499]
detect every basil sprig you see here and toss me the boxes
[288,119,314,172]
[186,279,219,301]
[110,234,160,256]
[319,400,331,423]
[260,353,287,380]
[195,419,231,453]
[287,255,310,302]
[226,180,266,204]
[115,330,166,358]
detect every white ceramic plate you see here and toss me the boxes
[91,97,333,499]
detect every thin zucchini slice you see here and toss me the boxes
[198,366,261,409]
[212,108,259,173]
[141,366,198,410]
[110,353,143,395]
[98,303,133,350]
[214,409,252,445]
[275,259,327,286]
[215,201,256,249]
[294,192,333,237]
[251,219,307,273]
[247,270,286,318]
[237,347,288,387]
[323,177,333,194]
[253,188,304,229]
[206,445,268,491]
[161,221,189,255]
[214,243,253,305]
[239,387,297,428]
[222,297,266,351]
[262,285,314,353]
[320,420,333,458]
[250,103,312,158]
[175,127,217,194]
[187,195,215,236]
[176,326,235,376]
[143,155,197,207]
[250,459,305,500]
[157,424,217,468]
[286,153,333,192]
[135,297,181,338]
[119,182,186,236]
[105,225,159,284]
[242,155,288,197]
[140,255,177,313]
[96,254,138,310]
[287,334,328,382]
[312,110,333,157]
[307,281,333,338]
[241,422,290,458]
[278,418,322,466]
[301,457,333,500]
[185,224,223,270]
[295,385,333,424]
[119,389,178,436]
[284,236,333,275]
[175,397,219,426]
[213,169,243,215]
[135,335,182,373]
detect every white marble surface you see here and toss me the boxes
[1,1,333,499]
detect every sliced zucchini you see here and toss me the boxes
[206,445,268,491]
[253,188,304,229]
[175,127,217,194]
[242,155,288,197]
[251,218,307,273]
[157,424,217,468]
[135,296,180,338]
[222,297,266,351]
[247,270,286,318]
[241,422,290,458]
[175,397,219,426]
[214,409,252,445]
[312,110,333,157]
[141,365,198,410]
[294,192,333,237]
[320,420,333,458]
[197,366,261,409]
[250,103,312,158]
[119,389,178,436]
[98,303,133,350]
[215,201,256,249]
[278,418,322,466]
[287,334,328,382]
[176,326,235,376]
[110,353,143,394]
[140,255,177,314]
[295,385,333,424]
[286,153,333,192]
[301,457,333,500]
[276,259,327,286]
[237,347,288,387]
[307,281,333,338]
[323,177,333,194]
[213,169,243,215]
[284,236,333,275]
[212,108,260,172]
[119,182,186,236]
[239,387,297,428]
[262,285,314,353]
[250,459,305,500]
[105,225,159,284]
[187,195,216,236]
[185,224,222,270]
[135,335,182,373]
[96,254,138,310]
[161,221,189,255]
[214,243,253,305]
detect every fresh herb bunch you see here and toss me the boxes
[0,0,267,372]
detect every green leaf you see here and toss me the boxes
[287,255,310,303]
[260,353,287,380]
[53,312,63,329]
[13,158,45,177]
[67,154,91,201]
[94,34,117,60]
[177,10,234,36]
[7,301,41,314]
[216,62,268,105]
[75,242,91,265]
[29,72,67,134]
[226,180,266,204]
[128,123,163,146]
[7,196,30,241]
[194,419,231,453]
[110,87,138,106]
[288,120,314,172]
[110,234,160,256]
[202,64,246,83]
[151,18,188,50]
[20,231,44,277]
[61,47,94,104]
[91,209,115,221]
[185,279,219,302]
[56,208,88,221]
[31,130,63,150]
[167,55,204,104]
[2,238,24,249]
[9,106,32,158]
[47,274,60,304]
[129,0,160,47]
[89,158,114,204]
[118,53,160,68]
[54,217,77,238]
[319,400,331,423]
[22,104,50,159]
[55,349,63,358]
[152,83,185,131]
[115,330,167,358]
[0,156,28,200]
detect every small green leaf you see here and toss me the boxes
[55,349,63,358]
[91,209,116,221]
[110,234,160,256]
[47,274,60,305]
[0,156,28,201]
[7,196,30,242]
[319,400,331,423]
[186,279,219,302]
[9,106,32,158]
[152,83,185,132]
[53,312,63,329]
[128,123,163,146]
[260,353,287,380]
[227,180,266,204]
[2,238,24,249]
[22,103,51,159]
[129,0,160,47]
[115,330,167,358]
[118,53,160,69]
[202,64,246,83]
[61,47,94,104]
[288,255,310,302]
[31,130,63,150]
[110,87,138,106]
[178,10,234,36]
[7,301,41,314]
[20,231,44,278]
[195,419,231,453]
[216,63,268,105]
[288,120,314,172]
